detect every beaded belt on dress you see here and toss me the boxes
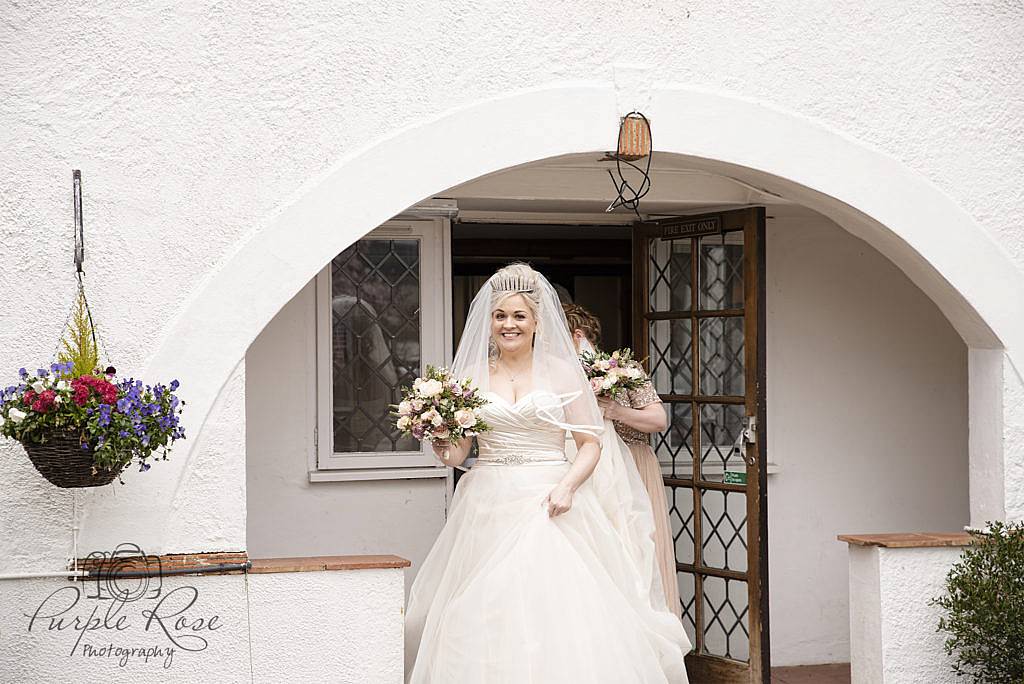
[475,451,566,466]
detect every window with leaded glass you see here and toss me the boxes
[315,221,448,473]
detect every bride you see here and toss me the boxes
[404,263,692,683]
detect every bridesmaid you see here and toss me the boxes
[563,303,682,620]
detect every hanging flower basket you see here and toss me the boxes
[1,172,186,488]
[23,429,121,488]
[0,288,186,488]
[1,364,186,488]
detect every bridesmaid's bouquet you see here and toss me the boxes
[393,366,489,444]
[579,348,648,398]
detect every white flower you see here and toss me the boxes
[600,377,615,391]
[411,399,425,411]
[53,395,62,404]
[31,380,45,393]
[421,409,444,426]
[625,367,645,379]
[598,360,612,371]
[397,416,412,430]
[398,400,414,416]
[417,379,444,398]
[8,408,27,424]
[454,408,477,428]
[56,380,69,391]
[0,414,5,428]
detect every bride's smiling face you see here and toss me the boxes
[491,294,537,356]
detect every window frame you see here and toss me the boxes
[314,219,451,476]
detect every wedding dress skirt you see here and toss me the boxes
[405,392,691,683]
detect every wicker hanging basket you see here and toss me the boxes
[23,430,122,488]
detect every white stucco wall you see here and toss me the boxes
[765,206,968,665]
[0,567,404,683]
[1,6,1021,671]
[848,545,962,684]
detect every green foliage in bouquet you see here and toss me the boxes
[932,520,1024,684]
[56,289,100,377]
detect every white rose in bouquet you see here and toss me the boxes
[421,408,444,426]
[454,408,477,429]
[398,400,414,415]
[417,379,444,398]
[396,416,412,430]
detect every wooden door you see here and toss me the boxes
[633,208,769,682]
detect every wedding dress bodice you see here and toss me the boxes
[475,391,568,465]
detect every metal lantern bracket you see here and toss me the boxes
[605,111,654,219]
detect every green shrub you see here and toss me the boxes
[932,520,1024,683]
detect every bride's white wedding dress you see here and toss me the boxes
[405,389,691,683]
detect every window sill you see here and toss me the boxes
[308,466,449,483]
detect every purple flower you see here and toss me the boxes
[169,379,180,391]
[36,368,48,378]
[139,462,151,472]
[18,368,27,379]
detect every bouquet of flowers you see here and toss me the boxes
[0,362,186,477]
[393,365,489,444]
[579,348,648,398]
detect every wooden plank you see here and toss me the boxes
[248,555,411,574]
[837,532,973,548]
[677,562,748,582]
[660,394,746,404]
[746,206,770,683]
[646,308,745,320]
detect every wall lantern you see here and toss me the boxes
[616,112,652,161]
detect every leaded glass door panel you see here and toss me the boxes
[633,208,768,683]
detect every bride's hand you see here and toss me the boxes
[544,483,574,518]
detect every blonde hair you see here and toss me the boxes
[562,303,602,347]
[490,262,542,316]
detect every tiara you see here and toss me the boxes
[490,274,535,293]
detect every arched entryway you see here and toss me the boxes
[148,84,1019,680]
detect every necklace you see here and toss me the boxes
[499,359,528,384]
